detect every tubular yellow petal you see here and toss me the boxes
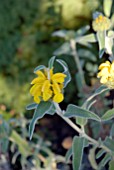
[35,70,46,79]
[31,77,45,85]
[53,93,64,103]
[52,81,61,94]
[34,95,40,104]
[42,80,51,92]
[30,84,42,96]
[99,61,110,70]
[52,73,66,83]
[43,90,52,101]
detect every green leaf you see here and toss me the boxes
[76,33,97,44]
[72,136,85,170]
[103,137,114,152]
[96,149,106,159]
[103,0,113,17]
[29,101,52,140]
[53,42,71,56]
[1,137,9,153]
[26,103,38,110]
[110,123,114,137]
[52,30,67,38]
[101,108,114,121]
[56,59,71,87]
[48,56,56,69]
[65,147,72,163]
[88,147,98,170]
[97,31,106,57]
[76,117,87,126]
[98,153,111,169]
[34,65,46,73]
[75,25,90,37]
[109,160,114,170]
[83,85,109,110]
[64,104,101,121]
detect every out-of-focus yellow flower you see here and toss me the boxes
[92,15,111,31]
[97,60,114,88]
[30,68,66,104]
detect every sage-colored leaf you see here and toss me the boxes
[26,103,37,110]
[88,147,98,170]
[76,117,87,126]
[56,59,71,87]
[65,147,72,163]
[103,137,114,152]
[97,31,105,57]
[52,30,67,38]
[72,136,85,170]
[48,56,56,69]
[102,108,114,121]
[75,25,90,37]
[110,123,114,137]
[109,160,114,170]
[98,153,111,169]
[34,65,46,73]
[76,33,97,43]
[64,104,100,121]
[103,0,113,17]
[53,42,71,56]
[96,149,106,159]
[83,85,109,109]
[29,101,52,140]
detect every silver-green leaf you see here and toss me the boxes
[102,108,114,121]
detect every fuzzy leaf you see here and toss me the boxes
[109,160,114,170]
[29,101,52,140]
[64,104,101,121]
[102,108,114,121]
[76,33,97,44]
[56,59,71,87]
[34,65,46,73]
[65,147,72,163]
[88,147,98,170]
[53,42,71,56]
[48,56,56,69]
[96,149,106,159]
[103,0,113,17]
[97,31,106,58]
[103,137,114,152]
[52,30,67,38]
[98,153,111,169]
[26,103,38,110]
[72,136,85,170]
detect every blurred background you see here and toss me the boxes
[0,0,111,170]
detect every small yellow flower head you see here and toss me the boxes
[97,60,114,88]
[30,68,66,104]
[92,15,111,32]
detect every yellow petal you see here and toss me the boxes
[34,95,40,104]
[52,81,61,94]
[30,84,42,96]
[42,80,51,92]
[100,76,108,84]
[52,73,66,83]
[53,93,64,103]
[31,77,45,85]
[99,61,110,70]
[43,89,52,101]
[35,70,46,79]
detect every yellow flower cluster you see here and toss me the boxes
[92,15,111,31]
[97,61,114,88]
[30,68,66,104]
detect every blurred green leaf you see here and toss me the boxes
[97,31,105,57]
[96,149,106,159]
[103,0,113,17]
[29,101,52,140]
[103,137,114,152]
[101,108,114,121]
[98,153,111,169]
[76,33,97,44]
[88,147,98,170]
[53,42,71,55]
[48,56,56,69]
[52,30,67,38]
[65,147,72,163]
[64,104,101,121]
[110,123,114,137]
[76,117,87,126]
[109,160,114,170]
[72,136,85,170]
[75,25,90,37]
[26,103,38,110]
[34,65,46,73]
[56,59,71,87]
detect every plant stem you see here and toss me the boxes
[70,39,85,86]
[54,103,112,155]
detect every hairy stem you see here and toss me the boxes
[70,39,85,86]
[54,103,112,155]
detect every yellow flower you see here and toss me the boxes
[92,15,111,32]
[30,68,66,104]
[97,60,114,88]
